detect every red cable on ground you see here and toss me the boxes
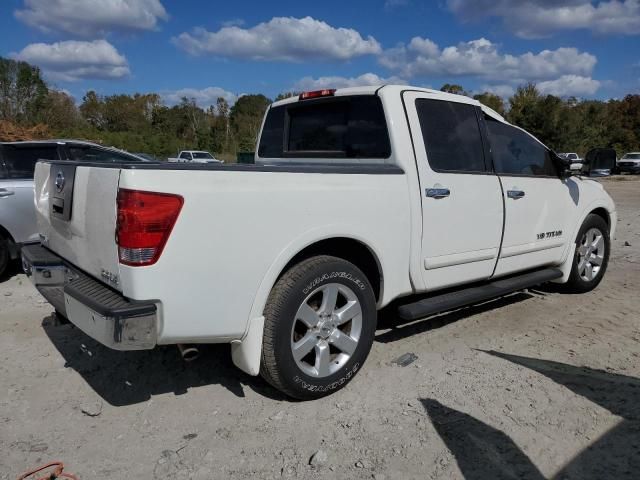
[16,461,78,480]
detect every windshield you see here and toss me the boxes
[192,152,214,159]
[567,153,578,159]
[622,153,640,160]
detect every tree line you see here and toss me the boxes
[1,57,638,160]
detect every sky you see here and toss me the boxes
[1,0,639,107]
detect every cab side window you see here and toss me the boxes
[180,152,191,160]
[416,99,487,173]
[486,118,557,177]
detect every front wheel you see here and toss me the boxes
[260,255,377,400]
[562,214,610,293]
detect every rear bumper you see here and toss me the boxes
[21,244,157,350]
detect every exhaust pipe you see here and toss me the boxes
[177,344,200,362]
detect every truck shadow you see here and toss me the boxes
[375,292,534,344]
[422,352,640,479]
[41,316,287,406]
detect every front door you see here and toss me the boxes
[403,92,504,290]
[484,117,574,276]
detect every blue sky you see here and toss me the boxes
[1,0,639,106]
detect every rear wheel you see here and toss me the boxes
[260,255,377,400]
[0,236,9,278]
[562,214,610,293]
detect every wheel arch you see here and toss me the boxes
[0,224,18,259]
[589,207,610,230]
[279,237,383,302]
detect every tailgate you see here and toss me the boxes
[34,162,122,291]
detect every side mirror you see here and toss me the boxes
[584,148,616,177]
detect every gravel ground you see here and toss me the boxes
[1,176,639,479]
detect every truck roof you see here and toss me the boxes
[271,84,506,123]
[0,139,101,146]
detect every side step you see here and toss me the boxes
[397,268,562,321]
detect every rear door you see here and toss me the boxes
[485,117,574,276]
[403,92,504,290]
[0,144,60,243]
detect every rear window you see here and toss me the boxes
[67,146,142,163]
[1,145,59,179]
[258,96,391,159]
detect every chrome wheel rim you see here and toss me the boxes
[290,283,362,378]
[577,227,605,281]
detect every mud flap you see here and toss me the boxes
[231,315,265,376]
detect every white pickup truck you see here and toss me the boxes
[168,150,222,163]
[22,86,616,399]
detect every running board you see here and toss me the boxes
[397,268,562,321]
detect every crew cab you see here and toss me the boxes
[22,86,616,399]
[169,150,222,163]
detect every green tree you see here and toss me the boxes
[440,84,467,96]
[230,94,271,152]
[0,57,48,123]
[473,92,506,116]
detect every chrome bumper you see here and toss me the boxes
[22,244,157,350]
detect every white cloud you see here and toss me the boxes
[380,37,597,83]
[479,84,516,99]
[294,73,405,90]
[15,0,168,37]
[162,87,238,108]
[447,0,640,38]
[173,16,381,61]
[12,40,130,82]
[537,75,602,96]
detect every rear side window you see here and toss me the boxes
[1,145,59,179]
[416,99,486,173]
[486,119,557,177]
[258,96,391,159]
[179,152,191,159]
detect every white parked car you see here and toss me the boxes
[169,150,222,163]
[558,152,583,164]
[22,86,616,399]
[0,140,147,277]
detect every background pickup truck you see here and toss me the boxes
[168,150,222,163]
[23,85,616,399]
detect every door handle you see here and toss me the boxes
[425,187,450,199]
[507,189,525,199]
[0,189,15,198]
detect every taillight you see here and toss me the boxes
[299,89,336,100]
[116,189,183,266]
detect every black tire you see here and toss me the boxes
[0,235,9,279]
[562,214,610,293]
[260,255,377,400]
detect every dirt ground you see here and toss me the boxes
[1,176,639,480]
